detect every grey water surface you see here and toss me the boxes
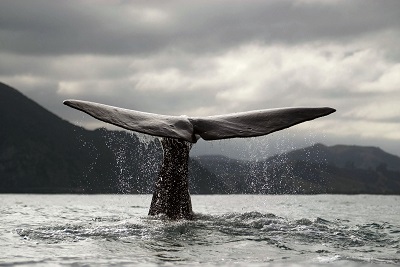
[1,194,399,266]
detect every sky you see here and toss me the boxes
[1,0,400,158]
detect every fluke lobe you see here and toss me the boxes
[64,100,335,219]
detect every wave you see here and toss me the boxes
[14,211,400,265]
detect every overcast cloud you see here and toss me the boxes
[1,0,400,158]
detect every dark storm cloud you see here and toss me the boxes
[0,0,170,55]
[1,0,399,56]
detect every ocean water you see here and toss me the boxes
[0,194,399,266]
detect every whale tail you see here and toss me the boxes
[63,100,335,143]
[63,99,335,219]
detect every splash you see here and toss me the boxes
[134,131,159,149]
[101,130,161,194]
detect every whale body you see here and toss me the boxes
[64,100,335,219]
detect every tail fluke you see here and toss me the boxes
[64,100,335,143]
[63,100,196,142]
[189,107,335,141]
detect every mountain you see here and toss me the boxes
[194,144,400,194]
[0,82,219,194]
[273,143,400,172]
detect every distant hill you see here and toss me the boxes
[194,144,400,194]
[274,143,400,172]
[1,82,400,195]
[0,82,219,194]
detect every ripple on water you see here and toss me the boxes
[13,212,400,265]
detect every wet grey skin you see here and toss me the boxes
[64,99,335,220]
[149,138,193,219]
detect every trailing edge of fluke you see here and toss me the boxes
[63,99,335,143]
